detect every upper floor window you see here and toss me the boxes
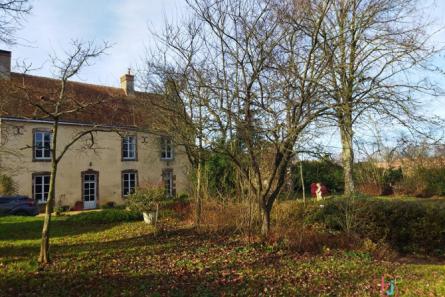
[122,170,138,197]
[34,130,51,160]
[160,137,173,160]
[122,135,137,160]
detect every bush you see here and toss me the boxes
[293,159,344,195]
[126,185,165,213]
[66,209,142,224]
[312,197,445,254]
[163,196,192,221]
[269,201,360,253]
[0,174,16,195]
[206,152,237,198]
[354,163,402,196]
[196,200,261,236]
[394,166,445,197]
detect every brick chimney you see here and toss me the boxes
[0,50,11,80]
[120,68,134,96]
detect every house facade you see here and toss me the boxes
[0,50,190,209]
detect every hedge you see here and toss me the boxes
[311,197,445,254]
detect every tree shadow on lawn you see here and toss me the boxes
[0,221,123,261]
[4,227,437,297]
[0,251,387,297]
[47,227,213,259]
[0,226,200,264]
[0,270,253,297]
[0,219,119,242]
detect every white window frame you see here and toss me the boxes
[160,137,173,160]
[34,130,51,160]
[83,174,97,202]
[33,174,50,204]
[122,135,137,160]
[164,170,173,197]
[122,171,137,197]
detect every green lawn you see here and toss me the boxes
[1,213,445,296]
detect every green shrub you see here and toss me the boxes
[312,197,445,254]
[176,193,189,202]
[395,167,445,197]
[354,163,402,195]
[0,174,16,195]
[66,209,142,224]
[293,159,344,195]
[126,186,165,213]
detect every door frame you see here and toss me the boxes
[81,170,99,209]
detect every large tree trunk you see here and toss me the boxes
[261,204,271,237]
[340,123,355,196]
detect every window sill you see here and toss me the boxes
[122,158,138,162]
[33,158,51,162]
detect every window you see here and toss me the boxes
[34,130,51,160]
[163,169,174,197]
[160,137,173,160]
[122,170,137,196]
[122,135,137,160]
[33,174,50,203]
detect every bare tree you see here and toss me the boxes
[12,41,111,264]
[141,56,206,226]
[0,0,31,44]
[143,0,333,235]
[318,0,444,196]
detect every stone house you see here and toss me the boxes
[0,50,190,209]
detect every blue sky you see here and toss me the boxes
[0,0,444,157]
[2,0,445,90]
[1,0,445,134]
[2,0,187,87]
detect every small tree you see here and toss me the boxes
[126,184,165,227]
[13,41,111,264]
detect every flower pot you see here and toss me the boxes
[143,211,156,224]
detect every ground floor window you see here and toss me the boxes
[33,174,50,203]
[163,169,175,197]
[122,170,137,197]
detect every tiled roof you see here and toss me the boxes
[0,72,161,129]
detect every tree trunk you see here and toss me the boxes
[340,124,355,196]
[194,161,202,227]
[195,99,203,228]
[299,159,305,203]
[39,122,58,264]
[39,166,56,264]
[261,204,271,237]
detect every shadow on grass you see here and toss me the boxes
[0,270,251,297]
[0,227,256,296]
[0,223,197,261]
[0,219,119,242]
